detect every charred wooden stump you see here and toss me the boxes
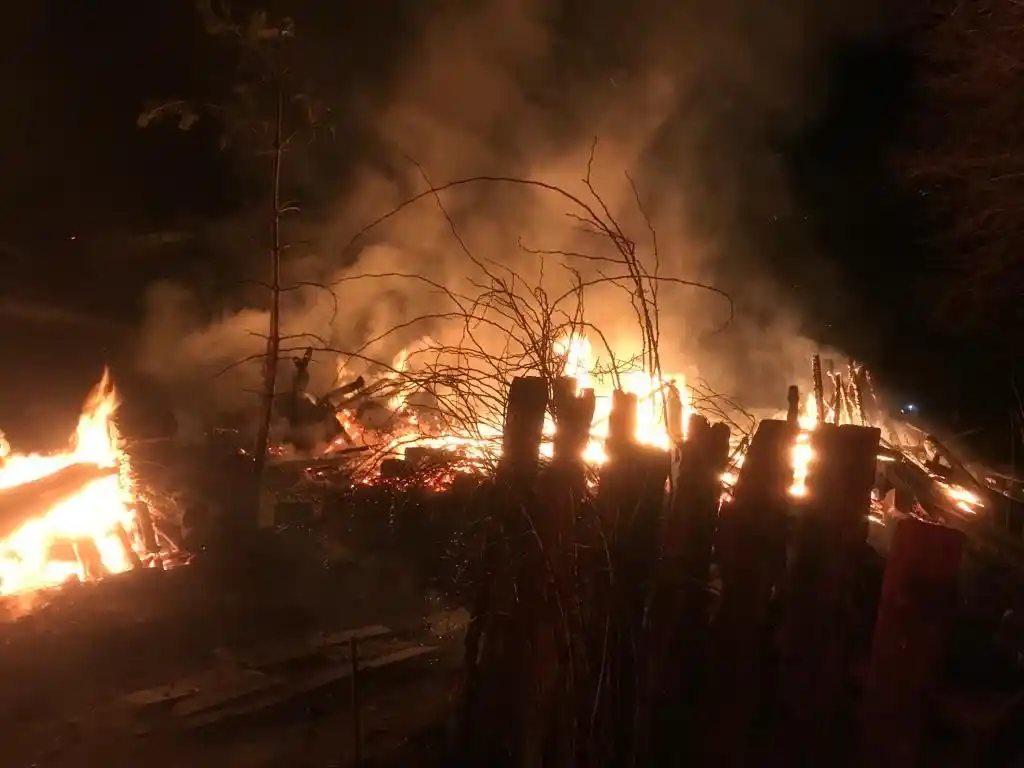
[859,518,965,768]
[812,354,825,423]
[787,385,800,425]
[461,376,548,764]
[537,377,596,765]
[590,389,671,765]
[704,418,796,768]
[642,415,730,763]
[777,423,880,765]
[73,537,107,581]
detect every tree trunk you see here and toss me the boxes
[252,84,284,506]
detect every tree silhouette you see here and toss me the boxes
[138,0,327,504]
[904,0,1024,336]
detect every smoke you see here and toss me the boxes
[136,0,887,419]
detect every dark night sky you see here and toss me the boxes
[0,1,1013,457]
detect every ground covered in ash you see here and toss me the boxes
[0,487,482,767]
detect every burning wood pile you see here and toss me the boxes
[0,371,183,604]
[271,337,992,532]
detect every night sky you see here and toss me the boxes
[0,1,1013,457]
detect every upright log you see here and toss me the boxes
[643,415,731,763]
[778,423,880,765]
[787,385,800,425]
[704,418,796,768]
[812,354,825,423]
[540,377,596,765]
[592,389,671,764]
[666,381,685,444]
[607,390,638,459]
[461,376,549,763]
[860,518,965,768]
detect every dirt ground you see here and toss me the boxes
[0,537,467,768]
[8,643,462,768]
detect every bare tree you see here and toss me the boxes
[138,1,325,494]
[904,0,1024,331]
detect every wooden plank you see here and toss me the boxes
[238,624,394,669]
[123,624,395,711]
[180,644,442,729]
[171,669,276,718]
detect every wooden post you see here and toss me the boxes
[538,377,596,765]
[787,385,800,425]
[642,415,731,763]
[499,376,549,478]
[704,418,796,768]
[607,390,638,460]
[812,354,825,423]
[591,390,671,764]
[666,381,685,444]
[460,376,548,763]
[778,423,880,764]
[860,518,964,768]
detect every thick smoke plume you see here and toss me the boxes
[137,0,885,422]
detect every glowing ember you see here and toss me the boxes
[0,370,142,595]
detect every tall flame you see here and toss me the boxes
[0,370,139,595]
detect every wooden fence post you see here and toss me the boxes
[778,423,880,764]
[460,376,548,762]
[704,418,796,767]
[642,415,730,763]
[860,518,965,767]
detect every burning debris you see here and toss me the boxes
[265,338,995,544]
[0,371,183,599]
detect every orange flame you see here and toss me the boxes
[0,370,140,595]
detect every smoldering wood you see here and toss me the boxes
[321,376,367,409]
[133,501,160,555]
[527,379,597,767]
[787,385,800,424]
[460,376,549,763]
[115,522,144,570]
[642,414,731,763]
[0,463,119,540]
[593,434,671,763]
[834,372,847,424]
[849,359,868,424]
[666,380,685,444]
[607,390,639,457]
[704,418,797,767]
[551,376,596,461]
[73,537,107,581]
[812,354,825,423]
[777,424,881,764]
[290,347,313,399]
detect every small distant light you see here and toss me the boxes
[69,235,76,240]
[901,403,917,414]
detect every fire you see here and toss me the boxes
[352,333,691,472]
[789,398,818,498]
[0,370,141,595]
[331,336,989,525]
[545,334,690,463]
